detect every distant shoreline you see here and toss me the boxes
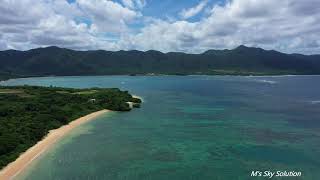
[0,109,110,179]
[2,74,320,84]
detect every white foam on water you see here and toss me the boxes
[255,79,277,84]
[310,100,320,104]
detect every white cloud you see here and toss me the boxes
[121,0,146,9]
[122,0,135,9]
[121,0,320,54]
[180,0,208,19]
[118,19,199,52]
[135,0,146,9]
[0,0,140,50]
[77,0,140,33]
[0,0,320,54]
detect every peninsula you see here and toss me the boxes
[0,86,142,178]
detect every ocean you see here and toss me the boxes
[2,75,320,179]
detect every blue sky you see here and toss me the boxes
[72,0,221,33]
[1,0,320,54]
[137,0,215,21]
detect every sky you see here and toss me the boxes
[0,0,320,54]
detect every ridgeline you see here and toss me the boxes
[0,45,320,78]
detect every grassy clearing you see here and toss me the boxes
[0,89,25,94]
[72,90,98,95]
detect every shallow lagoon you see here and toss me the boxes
[2,75,320,179]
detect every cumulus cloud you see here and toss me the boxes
[121,0,320,54]
[121,0,146,9]
[77,0,140,33]
[0,0,140,50]
[180,0,209,19]
[122,0,135,9]
[135,0,146,9]
[0,0,320,54]
[118,19,199,52]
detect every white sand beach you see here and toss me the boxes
[0,110,109,180]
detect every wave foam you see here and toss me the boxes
[255,79,277,84]
[310,100,320,104]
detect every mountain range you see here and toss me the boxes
[0,45,320,79]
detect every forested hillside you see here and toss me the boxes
[0,45,320,77]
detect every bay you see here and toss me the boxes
[2,75,320,179]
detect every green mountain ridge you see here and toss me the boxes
[0,45,320,77]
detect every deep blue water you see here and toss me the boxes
[2,75,320,179]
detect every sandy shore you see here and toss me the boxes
[0,109,110,180]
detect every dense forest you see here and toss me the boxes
[0,86,141,168]
[0,45,320,78]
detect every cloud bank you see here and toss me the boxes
[0,0,319,54]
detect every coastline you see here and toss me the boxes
[0,109,110,180]
[133,95,144,102]
[2,74,320,85]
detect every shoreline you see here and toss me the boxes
[133,95,144,102]
[1,74,320,84]
[0,109,110,180]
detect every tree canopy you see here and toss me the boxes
[0,86,141,168]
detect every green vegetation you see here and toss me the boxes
[132,103,141,108]
[0,86,141,168]
[0,45,320,77]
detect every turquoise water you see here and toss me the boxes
[2,75,320,179]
